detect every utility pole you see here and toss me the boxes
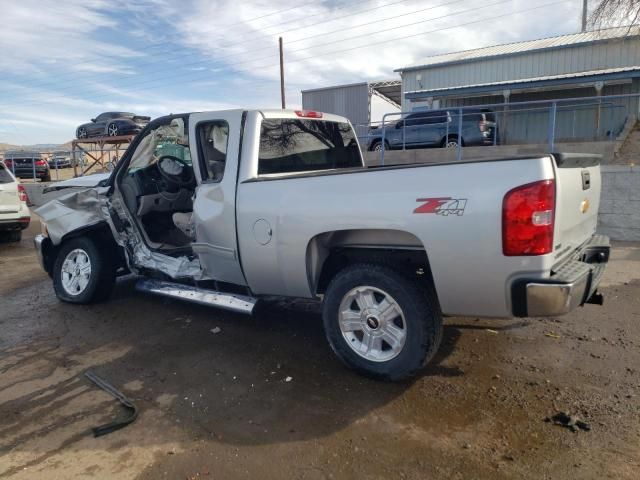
[279,37,286,109]
[581,0,588,32]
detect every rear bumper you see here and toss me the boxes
[12,167,49,178]
[512,234,610,317]
[0,217,30,230]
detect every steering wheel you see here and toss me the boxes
[157,155,194,187]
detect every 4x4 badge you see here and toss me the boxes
[414,197,467,216]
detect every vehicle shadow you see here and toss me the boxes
[0,275,470,474]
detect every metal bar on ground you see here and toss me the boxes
[84,369,138,437]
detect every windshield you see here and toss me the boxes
[128,117,191,172]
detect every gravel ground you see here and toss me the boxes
[0,219,638,479]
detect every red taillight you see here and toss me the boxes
[18,184,28,203]
[294,110,323,118]
[35,159,46,166]
[502,179,555,256]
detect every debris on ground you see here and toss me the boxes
[285,376,293,382]
[84,370,138,437]
[544,332,561,339]
[485,329,499,334]
[210,327,221,334]
[545,412,591,432]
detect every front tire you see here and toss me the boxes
[370,140,390,152]
[53,237,116,304]
[323,263,442,381]
[442,136,462,148]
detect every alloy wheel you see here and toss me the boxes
[338,286,407,362]
[60,248,92,296]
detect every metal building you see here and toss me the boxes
[396,26,640,143]
[301,81,401,137]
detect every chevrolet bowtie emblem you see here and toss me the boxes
[581,199,590,214]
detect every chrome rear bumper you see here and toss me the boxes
[513,234,609,317]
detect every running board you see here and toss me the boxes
[135,278,257,315]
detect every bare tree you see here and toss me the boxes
[589,0,640,28]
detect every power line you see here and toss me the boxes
[0,0,492,108]
[5,0,321,82]
[7,0,418,95]
[251,0,566,70]
[2,0,564,113]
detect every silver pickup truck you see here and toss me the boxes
[34,109,609,380]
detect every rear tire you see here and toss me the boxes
[442,136,462,148]
[323,263,442,381]
[107,123,119,136]
[53,237,116,304]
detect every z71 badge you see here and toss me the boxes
[414,197,467,216]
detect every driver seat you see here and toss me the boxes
[172,212,195,240]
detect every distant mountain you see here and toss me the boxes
[0,142,72,153]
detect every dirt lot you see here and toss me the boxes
[1,219,639,479]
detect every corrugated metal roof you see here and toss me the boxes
[397,26,640,72]
[404,66,640,98]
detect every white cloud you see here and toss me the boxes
[0,0,140,75]
[0,0,583,144]
[171,0,580,87]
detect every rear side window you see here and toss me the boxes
[0,164,14,184]
[258,119,361,175]
[405,112,448,126]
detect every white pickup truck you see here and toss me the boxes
[34,109,609,380]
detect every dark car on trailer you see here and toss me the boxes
[367,108,499,151]
[76,112,151,139]
[48,151,73,169]
[3,151,51,182]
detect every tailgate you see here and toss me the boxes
[552,153,601,261]
[0,180,20,214]
[0,164,19,213]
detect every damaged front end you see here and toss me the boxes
[34,184,204,280]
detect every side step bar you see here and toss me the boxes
[136,278,257,315]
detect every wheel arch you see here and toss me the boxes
[368,138,389,151]
[306,228,438,300]
[45,222,124,274]
[440,133,464,146]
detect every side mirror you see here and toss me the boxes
[91,118,96,122]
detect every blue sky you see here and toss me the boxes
[0,0,583,144]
